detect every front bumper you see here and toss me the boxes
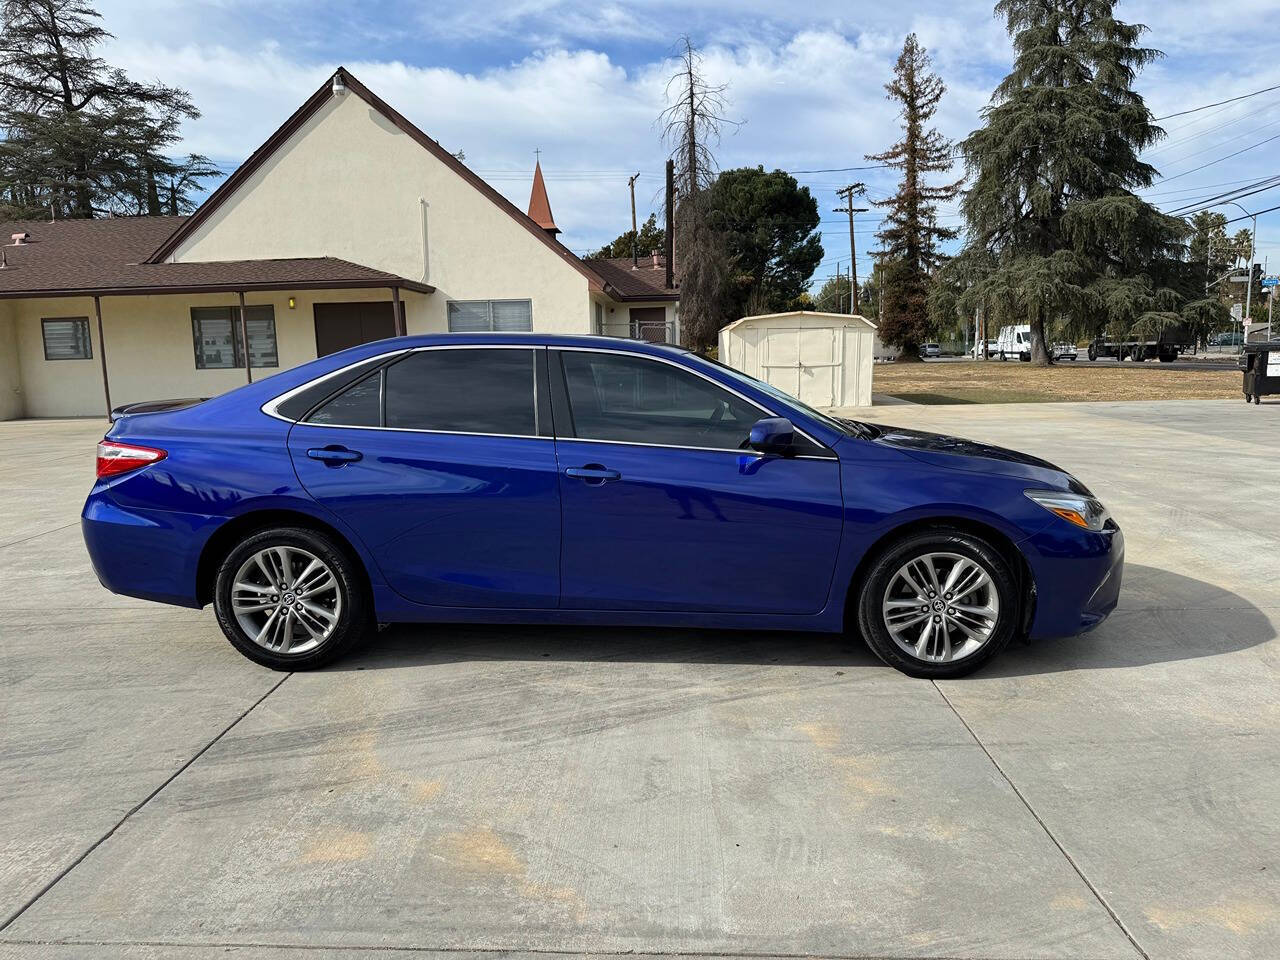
[1022,522,1124,639]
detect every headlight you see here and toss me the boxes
[1025,489,1110,531]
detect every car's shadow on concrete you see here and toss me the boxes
[330,564,1273,677]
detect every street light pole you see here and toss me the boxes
[1226,201,1256,351]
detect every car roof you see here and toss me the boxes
[388,332,690,355]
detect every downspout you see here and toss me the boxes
[419,197,430,285]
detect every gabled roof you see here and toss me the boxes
[0,217,434,299]
[584,256,678,302]
[145,67,602,292]
[527,161,559,234]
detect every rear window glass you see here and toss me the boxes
[276,355,391,421]
[384,349,536,435]
[306,373,381,427]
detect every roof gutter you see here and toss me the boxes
[0,277,436,300]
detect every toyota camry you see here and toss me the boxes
[82,334,1122,678]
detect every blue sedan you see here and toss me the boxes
[82,334,1122,678]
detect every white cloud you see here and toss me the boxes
[92,0,1280,261]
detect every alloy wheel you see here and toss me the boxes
[881,552,1001,663]
[231,545,342,655]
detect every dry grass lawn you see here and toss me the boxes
[874,359,1239,404]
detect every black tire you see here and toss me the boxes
[855,528,1021,679]
[1158,353,1175,363]
[1088,345,1097,361]
[214,526,372,670]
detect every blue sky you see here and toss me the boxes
[97,0,1280,285]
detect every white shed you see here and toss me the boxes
[718,311,877,409]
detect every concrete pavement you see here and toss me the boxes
[1,400,1277,959]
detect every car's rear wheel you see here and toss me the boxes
[213,526,371,670]
[856,529,1020,678]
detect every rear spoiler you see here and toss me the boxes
[109,398,207,423]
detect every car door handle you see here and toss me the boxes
[565,464,621,483]
[307,446,363,465]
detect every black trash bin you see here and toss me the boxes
[1240,342,1280,404]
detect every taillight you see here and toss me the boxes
[96,440,167,479]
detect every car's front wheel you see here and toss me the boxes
[856,529,1020,678]
[213,526,371,670]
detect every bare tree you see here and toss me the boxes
[657,37,740,352]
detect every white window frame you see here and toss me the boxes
[446,299,533,333]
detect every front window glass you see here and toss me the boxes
[560,351,761,450]
[697,354,853,438]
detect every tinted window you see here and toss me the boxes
[560,351,761,450]
[385,349,536,435]
[276,355,392,421]
[307,372,382,426]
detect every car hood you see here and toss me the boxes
[867,423,1077,488]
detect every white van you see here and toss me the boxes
[995,324,1031,361]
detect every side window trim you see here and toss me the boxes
[549,347,835,458]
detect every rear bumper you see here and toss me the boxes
[82,489,219,608]
[1023,524,1124,639]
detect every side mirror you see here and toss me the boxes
[747,416,795,455]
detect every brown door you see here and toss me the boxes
[629,307,668,343]
[313,301,398,357]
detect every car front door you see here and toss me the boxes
[552,348,844,615]
[287,345,560,608]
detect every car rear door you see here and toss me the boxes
[551,347,844,615]
[287,345,561,609]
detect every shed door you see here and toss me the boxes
[761,326,842,407]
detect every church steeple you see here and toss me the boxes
[527,158,560,236]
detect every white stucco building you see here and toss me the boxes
[0,67,678,420]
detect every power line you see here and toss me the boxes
[1225,202,1280,224]
[1155,131,1280,184]
[1164,175,1280,216]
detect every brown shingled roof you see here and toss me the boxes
[0,217,433,299]
[585,256,678,302]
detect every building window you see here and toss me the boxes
[191,306,279,369]
[594,301,604,333]
[447,299,532,332]
[41,318,92,360]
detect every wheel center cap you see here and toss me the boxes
[933,600,944,611]
[282,592,296,605]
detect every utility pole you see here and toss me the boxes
[628,173,640,267]
[834,184,868,314]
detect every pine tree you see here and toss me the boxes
[704,166,823,319]
[956,0,1189,364]
[0,0,216,219]
[865,34,960,359]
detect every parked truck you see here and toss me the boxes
[1086,324,1194,363]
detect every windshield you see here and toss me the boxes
[695,354,875,438]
